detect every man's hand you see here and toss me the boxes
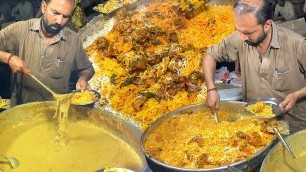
[205,89,220,113]
[8,55,30,75]
[279,92,299,112]
[76,66,95,91]
[76,78,91,91]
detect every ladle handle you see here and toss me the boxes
[29,74,57,96]
[273,127,296,159]
[214,111,220,124]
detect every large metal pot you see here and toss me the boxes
[260,130,306,172]
[140,101,275,172]
[0,101,149,172]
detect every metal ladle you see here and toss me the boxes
[273,127,304,172]
[0,154,19,169]
[29,74,72,118]
[214,111,220,123]
[29,74,58,98]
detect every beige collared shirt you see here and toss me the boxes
[274,1,296,21]
[206,22,306,123]
[0,18,92,106]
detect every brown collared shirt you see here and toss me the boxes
[0,18,93,106]
[206,22,306,123]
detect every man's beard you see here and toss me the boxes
[42,17,63,34]
[245,29,267,47]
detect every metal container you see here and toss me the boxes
[141,101,275,172]
[260,130,306,172]
[0,101,149,172]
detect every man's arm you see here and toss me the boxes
[280,87,306,112]
[203,54,217,91]
[76,66,95,91]
[286,2,296,20]
[273,5,283,21]
[0,50,30,74]
[202,53,220,113]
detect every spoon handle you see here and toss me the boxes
[214,112,220,123]
[273,127,296,159]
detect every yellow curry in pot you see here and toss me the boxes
[0,102,143,171]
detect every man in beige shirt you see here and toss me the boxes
[203,0,306,133]
[0,0,95,106]
[273,0,296,21]
[11,0,34,21]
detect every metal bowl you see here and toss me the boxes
[141,101,276,172]
[260,130,306,172]
[245,98,284,119]
[71,89,101,107]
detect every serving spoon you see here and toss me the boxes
[0,154,19,169]
[214,111,220,123]
[273,128,304,172]
[29,74,72,117]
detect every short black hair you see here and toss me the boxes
[234,0,272,24]
[43,0,75,5]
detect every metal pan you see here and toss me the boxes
[245,98,284,119]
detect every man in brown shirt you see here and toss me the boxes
[203,0,306,133]
[0,0,95,106]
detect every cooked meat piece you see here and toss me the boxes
[133,96,148,111]
[172,75,186,83]
[237,131,250,140]
[103,46,116,58]
[188,71,205,81]
[196,153,210,168]
[129,57,148,73]
[167,31,178,42]
[131,77,143,85]
[185,79,198,92]
[228,136,238,147]
[156,85,166,100]
[173,17,187,30]
[188,134,205,147]
[167,82,185,96]
[132,28,149,44]
[147,53,163,65]
[249,132,264,146]
[237,139,248,151]
[94,37,109,49]
[261,123,268,133]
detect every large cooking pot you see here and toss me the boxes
[140,101,276,172]
[260,130,306,172]
[0,101,149,171]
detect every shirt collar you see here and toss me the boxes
[30,17,67,41]
[270,21,280,49]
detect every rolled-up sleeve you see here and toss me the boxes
[297,40,306,74]
[0,22,21,52]
[205,31,240,62]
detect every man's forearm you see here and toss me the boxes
[202,54,217,89]
[78,66,95,81]
[296,86,306,100]
[0,50,13,64]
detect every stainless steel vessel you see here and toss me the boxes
[141,101,276,172]
[0,101,149,172]
[260,130,306,172]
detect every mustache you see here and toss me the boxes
[50,23,61,29]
